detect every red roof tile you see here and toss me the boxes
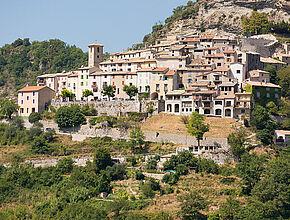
[18,86,47,92]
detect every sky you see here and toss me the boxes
[0,0,189,53]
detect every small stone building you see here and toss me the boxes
[18,86,55,117]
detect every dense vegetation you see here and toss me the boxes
[0,38,88,94]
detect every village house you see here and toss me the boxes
[18,86,55,117]
[274,130,290,146]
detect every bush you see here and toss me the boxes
[220,177,236,185]
[105,164,127,181]
[135,170,145,180]
[56,157,74,174]
[28,112,42,124]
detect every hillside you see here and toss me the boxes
[136,0,290,49]
[0,38,88,97]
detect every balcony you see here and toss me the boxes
[202,97,212,101]
[235,103,250,109]
[202,102,213,108]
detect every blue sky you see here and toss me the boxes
[0,0,189,53]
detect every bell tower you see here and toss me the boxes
[88,43,104,67]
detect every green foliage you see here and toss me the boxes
[0,38,87,90]
[266,101,278,115]
[56,157,74,174]
[28,112,42,124]
[61,89,75,100]
[123,85,138,99]
[162,172,179,185]
[102,85,116,100]
[146,101,154,115]
[227,128,247,160]
[105,164,127,181]
[242,12,270,35]
[130,127,145,150]
[135,170,145,180]
[235,153,265,194]
[0,99,19,119]
[277,66,290,99]
[264,65,277,84]
[93,147,113,173]
[178,191,208,219]
[81,104,97,116]
[82,89,93,98]
[186,112,209,146]
[219,196,242,220]
[54,105,86,128]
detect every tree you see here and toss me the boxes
[178,191,208,219]
[93,147,113,172]
[250,154,290,219]
[227,128,247,160]
[130,127,145,152]
[219,196,242,220]
[54,105,86,128]
[102,85,116,101]
[250,105,271,130]
[266,101,278,115]
[0,99,19,119]
[264,65,277,84]
[61,89,75,101]
[235,153,265,194]
[82,89,93,98]
[28,112,42,124]
[123,85,138,99]
[277,66,290,99]
[56,157,74,174]
[242,11,270,35]
[186,112,209,147]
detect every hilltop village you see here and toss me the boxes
[18,34,287,121]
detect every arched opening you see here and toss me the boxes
[167,104,172,112]
[204,109,210,115]
[151,92,158,100]
[225,109,231,117]
[215,109,222,116]
[174,104,179,113]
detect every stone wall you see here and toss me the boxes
[15,119,232,164]
[51,100,162,116]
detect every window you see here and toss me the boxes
[164,84,168,91]
[156,84,160,90]
[81,75,84,79]
[217,63,221,67]
[81,82,84,86]
[215,101,222,105]
[122,81,124,85]
[33,92,35,96]
[266,87,270,91]
[237,70,241,74]
[275,88,278,92]
[27,96,29,101]
[257,91,260,97]
[266,93,270,98]
[275,93,279,98]
[33,99,35,104]
[188,72,191,77]
[21,100,23,104]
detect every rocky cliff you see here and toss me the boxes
[168,0,290,36]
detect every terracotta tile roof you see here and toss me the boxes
[68,72,78,77]
[260,57,286,64]
[88,43,104,47]
[195,90,217,94]
[205,54,224,58]
[215,95,235,99]
[275,130,290,135]
[204,47,217,50]
[18,86,48,92]
[213,67,230,72]
[153,67,169,72]
[137,68,154,72]
[181,38,200,42]
[224,50,235,54]
[244,81,281,88]
[200,35,215,40]
[165,70,175,76]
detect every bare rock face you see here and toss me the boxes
[166,0,290,36]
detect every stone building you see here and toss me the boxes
[18,86,55,117]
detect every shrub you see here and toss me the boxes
[56,157,74,174]
[28,112,42,124]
